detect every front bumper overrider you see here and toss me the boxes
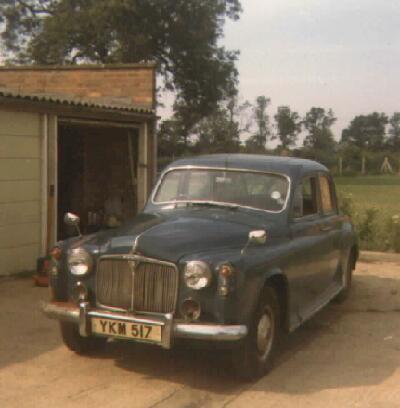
[42,301,248,349]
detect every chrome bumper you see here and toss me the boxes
[41,301,248,349]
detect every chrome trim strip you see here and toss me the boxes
[41,301,79,323]
[41,302,247,346]
[150,165,292,214]
[173,323,248,341]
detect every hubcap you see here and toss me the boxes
[256,307,274,359]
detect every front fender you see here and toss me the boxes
[236,264,288,327]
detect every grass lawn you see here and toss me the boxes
[334,175,400,251]
[334,175,400,218]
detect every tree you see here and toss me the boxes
[387,112,400,150]
[0,0,242,129]
[158,119,188,161]
[274,106,302,149]
[245,96,271,152]
[303,107,337,151]
[341,112,388,150]
[192,98,247,154]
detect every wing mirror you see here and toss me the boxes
[248,230,267,245]
[64,212,82,237]
[241,230,267,254]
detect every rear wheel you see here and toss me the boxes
[335,252,353,303]
[60,322,106,354]
[233,286,281,380]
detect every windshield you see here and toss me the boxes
[153,169,289,212]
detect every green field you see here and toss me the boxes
[335,175,400,216]
[334,175,400,251]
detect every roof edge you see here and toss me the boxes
[0,88,155,115]
[0,62,157,71]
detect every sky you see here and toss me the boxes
[1,2,399,142]
[219,0,400,140]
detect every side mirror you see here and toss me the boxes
[64,212,81,237]
[248,230,267,245]
[241,230,267,254]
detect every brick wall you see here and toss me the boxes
[0,64,156,108]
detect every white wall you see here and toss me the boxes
[0,109,42,275]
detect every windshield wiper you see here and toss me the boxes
[185,201,239,210]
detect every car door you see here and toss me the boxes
[286,174,333,322]
[317,173,343,287]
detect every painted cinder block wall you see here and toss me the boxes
[0,63,156,108]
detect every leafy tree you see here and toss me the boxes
[157,119,188,161]
[0,0,242,128]
[274,106,302,148]
[341,112,388,150]
[303,107,337,151]
[245,96,271,152]
[387,112,400,150]
[192,98,247,154]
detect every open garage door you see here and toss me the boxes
[57,121,139,240]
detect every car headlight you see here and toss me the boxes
[67,248,93,276]
[184,261,212,290]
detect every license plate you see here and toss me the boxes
[92,318,162,343]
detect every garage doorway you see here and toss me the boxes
[57,121,139,240]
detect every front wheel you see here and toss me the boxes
[233,286,281,380]
[60,322,106,354]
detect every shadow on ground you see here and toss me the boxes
[84,272,400,396]
[2,269,400,400]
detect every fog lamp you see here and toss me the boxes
[180,299,201,321]
[71,281,88,303]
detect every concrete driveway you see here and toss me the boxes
[1,253,400,408]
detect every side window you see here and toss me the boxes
[319,175,336,214]
[292,177,318,218]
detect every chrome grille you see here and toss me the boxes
[96,259,132,309]
[96,257,178,314]
[134,262,178,313]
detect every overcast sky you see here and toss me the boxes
[220,0,400,140]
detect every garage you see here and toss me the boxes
[57,120,139,239]
[0,64,157,276]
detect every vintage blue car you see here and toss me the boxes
[43,154,358,379]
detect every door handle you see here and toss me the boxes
[319,225,332,232]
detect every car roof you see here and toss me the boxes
[165,154,328,176]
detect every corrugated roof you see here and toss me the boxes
[0,87,155,115]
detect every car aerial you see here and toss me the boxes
[43,154,358,379]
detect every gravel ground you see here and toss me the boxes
[1,252,400,408]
